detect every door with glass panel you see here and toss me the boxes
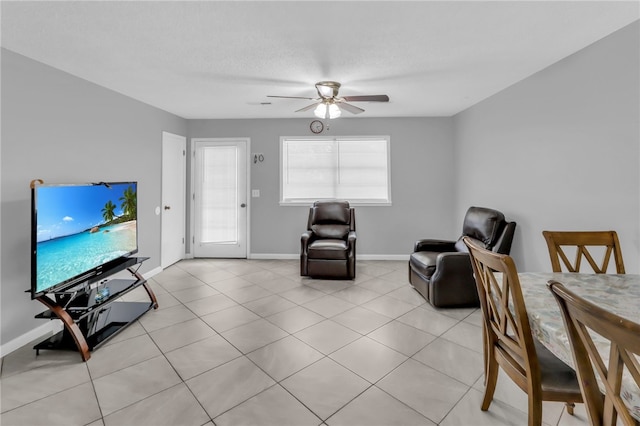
[193,139,248,258]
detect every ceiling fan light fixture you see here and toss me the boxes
[313,103,327,119]
[328,103,341,119]
[314,101,341,119]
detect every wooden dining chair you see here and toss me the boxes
[463,237,582,426]
[548,280,640,426]
[542,231,625,274]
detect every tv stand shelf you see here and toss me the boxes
[33,257,158,361]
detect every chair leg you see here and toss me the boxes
[565,402,575,416]
[481,352,499,411]
[528,393,543,426]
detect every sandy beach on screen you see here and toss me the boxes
[110,220,136,232]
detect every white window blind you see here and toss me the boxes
[200,146,238,244]
[281,136,391,205]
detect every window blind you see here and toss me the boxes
[281,136,390,204]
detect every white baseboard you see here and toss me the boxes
[359,254,410,261]
[249,253,299,260]
[0,321,61,358]
[143,266,163,279]
[249,253,409,261]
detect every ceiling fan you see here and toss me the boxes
[267,81,389,119]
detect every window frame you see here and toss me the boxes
[279,135,392,206]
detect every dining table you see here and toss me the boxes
[518,272,640,421]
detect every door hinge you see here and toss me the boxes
[182,237,185,244]
[183,150,186,156]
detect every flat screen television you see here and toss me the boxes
[31,182,138,298]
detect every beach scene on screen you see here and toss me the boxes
[35,183,137,292]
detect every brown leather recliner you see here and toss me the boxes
[301,200,356,279]
[408,206,516,308]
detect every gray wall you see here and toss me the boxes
[454,21,640,273]
[188,117,457,256]
[1,49,187,346]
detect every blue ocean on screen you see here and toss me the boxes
[36,221,137,292]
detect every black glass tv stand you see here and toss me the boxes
[33,257,158,361]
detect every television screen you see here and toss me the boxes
[31,182,138,298]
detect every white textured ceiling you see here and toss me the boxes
[2,1,638,119]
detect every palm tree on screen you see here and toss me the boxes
[102,200,116,223]
[119,186,137,220]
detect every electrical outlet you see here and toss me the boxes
[252,189,260,197]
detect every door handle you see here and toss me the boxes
[164,206,171,210]
[240,203,246,208]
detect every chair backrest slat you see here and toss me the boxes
[464,237,539,387]
[543,231,625,274]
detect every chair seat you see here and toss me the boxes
[535,340,582,396]
[409,251,438,278]
[308,239,349,260]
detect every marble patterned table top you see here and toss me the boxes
[518,272,640,420]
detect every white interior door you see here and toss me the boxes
[161,132,186,268]
[193,138,248,258]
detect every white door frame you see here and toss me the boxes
[189,137,251,258]
[161,131,186,268]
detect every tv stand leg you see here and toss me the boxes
[128,266,159,309]
[35,295,91,361]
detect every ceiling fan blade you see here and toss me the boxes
[295,102,321,113]
[337,102,365,115]
[267,95,316,100]
[342,95,389,102]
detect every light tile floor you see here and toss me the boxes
[1,259,592,426]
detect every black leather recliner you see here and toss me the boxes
[301,200,356,279]
[408,206,516,308]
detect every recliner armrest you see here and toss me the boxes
[414,239,456,253]
[431,251,473,282]
[347,231,356,254]
[301,230,314,252]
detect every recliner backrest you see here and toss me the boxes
[454,206,515,254]
[492,222,517,254]
[307,200,355,239]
